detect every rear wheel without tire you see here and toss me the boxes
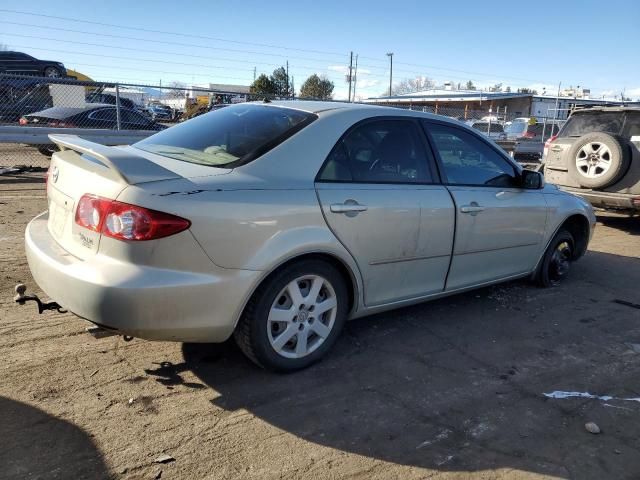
[234,260,348,372]
[567,132,630,189]
[535,229,574,287]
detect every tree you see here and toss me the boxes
[250,74,276,96]
[164,81,187,99]
[465,80,476,90]
[391,76,435,95]
[505,86,511,93]
[270,67,292,97]
[517,87,538,95]
[489,83,503,92]
[299,74,334,100]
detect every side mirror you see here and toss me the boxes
[521,169,544,189]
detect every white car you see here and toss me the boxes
[23,101,595,371]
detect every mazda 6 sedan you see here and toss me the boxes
[26,101,596,371]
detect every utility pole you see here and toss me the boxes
[253,67,256,82]
[286,61,289,98]
[387,52,394,97]
[554,81,561,121]
[347,51,353,103]
[352,54,358,102]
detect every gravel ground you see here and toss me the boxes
[1,171,639,480]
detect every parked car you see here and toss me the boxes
[19,104,165,131]
[24,101,595,371]
[542,107,640,212]
[146,104,174,121]
[0,51,67,78]
[506,120,561,162]
[86,92,137,110]
[471,121,507,140]
[0,82,53,123]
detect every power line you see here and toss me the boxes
[8,44,351,79]
[0,9,350,59]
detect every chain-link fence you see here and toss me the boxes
[1,73,570,173]
[0,74,253,169]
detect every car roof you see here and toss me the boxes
[259,100,462,124]
[572,106,640,114]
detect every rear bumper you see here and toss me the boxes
[25,212,261,342]
[558,187,640,211]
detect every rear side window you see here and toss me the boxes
[89,109,117,121]
[134,104,316,167]
[560,112,624,137]
[318,119,434,183]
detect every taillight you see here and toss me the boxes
[544,135,558,149]
[522,131,535,138]
[75,194,190,241]
[19,117,27,125]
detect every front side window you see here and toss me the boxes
[425,122,517,187]
[318,119,433,183]
[134,104,316,167]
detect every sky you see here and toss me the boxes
[1,0,639,100]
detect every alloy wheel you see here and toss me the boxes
[575,142,612,178]
[267,275,338,359]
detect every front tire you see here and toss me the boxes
[234,260,348,372]
[535,229,574,287]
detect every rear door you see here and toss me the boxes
[316,118,455,306]
[422,120,548,290]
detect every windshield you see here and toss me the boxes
[134,103,316,167]
[504,121,527,134]
[559,112,624,137]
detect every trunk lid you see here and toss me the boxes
[45,134,230,260]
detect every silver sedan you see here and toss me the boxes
[25,101,596,371]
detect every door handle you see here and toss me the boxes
[460,204,485,214]
[330,203,368,214]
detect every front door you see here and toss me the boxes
[422,120,548,290]
[316,118,455,306]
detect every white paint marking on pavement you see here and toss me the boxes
[544,391,640,403]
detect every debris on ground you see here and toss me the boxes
[154,454,175,464]
[585,422,601,434]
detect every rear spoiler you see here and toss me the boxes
[49,134,181,185]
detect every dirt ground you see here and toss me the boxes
[1,171,639,480]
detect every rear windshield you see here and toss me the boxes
[473,123,504,133]
[134,103,316,167]
[504,121,527,134]
[559,112,624,137]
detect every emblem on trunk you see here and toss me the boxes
[52,166,59,183]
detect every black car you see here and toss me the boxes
[86,92,137,110]
[0,51,67,78]
[0,80,53,123]
[20,104,165,131]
